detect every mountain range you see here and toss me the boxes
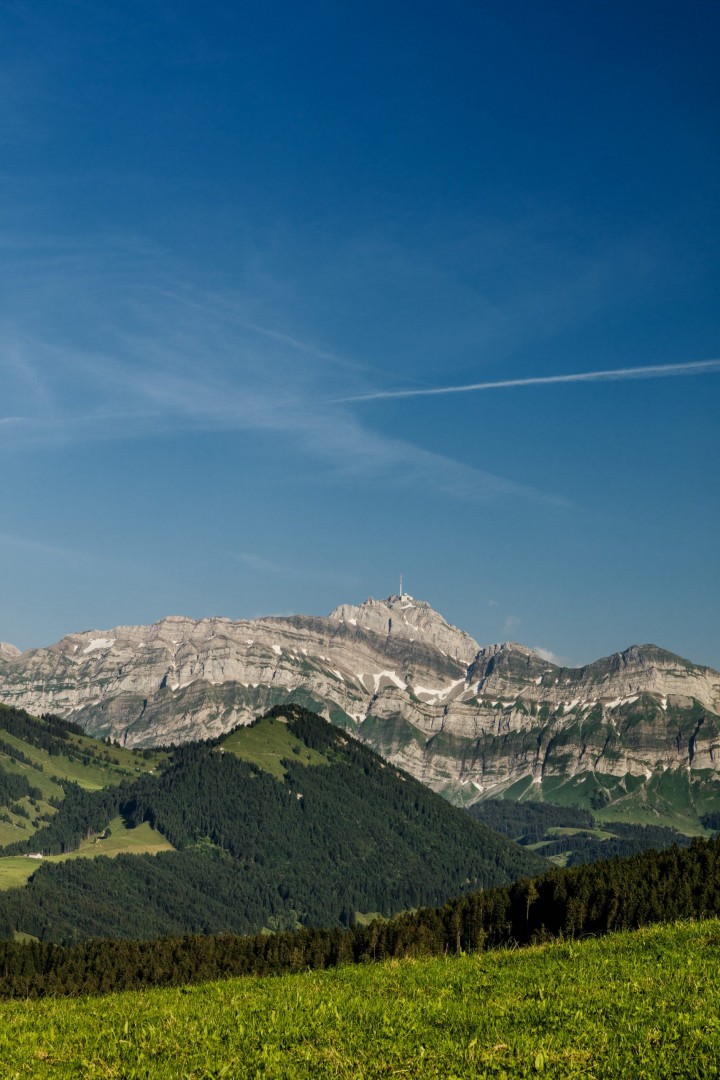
[2,594,719,829]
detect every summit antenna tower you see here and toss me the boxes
[399,574,403,598]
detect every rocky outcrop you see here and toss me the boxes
[0,643,20,660]
[0,598,467,746]
[1,598,719,822]
[328,594,480,664]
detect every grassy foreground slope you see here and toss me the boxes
[1,920,718,1079]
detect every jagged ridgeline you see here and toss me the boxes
[0,704,545,944]
[2,596,720,830]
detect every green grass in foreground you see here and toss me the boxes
[0,817,173,890]
[2,920,720,1078]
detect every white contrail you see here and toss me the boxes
[335,358,720,404]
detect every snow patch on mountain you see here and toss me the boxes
[82,638,116,654]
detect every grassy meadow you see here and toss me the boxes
[0,816,173,892]
[220,714,331,779]
[2,919,719,1078]
[0,711,164,848]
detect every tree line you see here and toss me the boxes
[0,704,83,756]
[0,834,718,998]
[468,797,693,864]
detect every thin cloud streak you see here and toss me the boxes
[0,329,560,506]
[0,529,137,569]
[335,359,720,403]
[234,320,366,373]
[0,247,564,506]
[235,552,359,588]
[152,287,369,374]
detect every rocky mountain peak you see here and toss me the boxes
[477,641,539,661]
[0,642,21,660]
[467,641,554,690]
[571,643,710,685]
[616,644,701,671]
[2,602,720,826]
[328,594,481,664]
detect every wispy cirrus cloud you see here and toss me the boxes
[235,552,358,588]
[0,241,561,507]
[0,529,136,569]
[152,286,371,375]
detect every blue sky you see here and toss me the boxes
[1,0,718,668]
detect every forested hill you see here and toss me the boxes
[467,799,696,866]
[0,701,161,853]
[2,834,720,999]
[0,705,546,943]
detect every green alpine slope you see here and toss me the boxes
[0,705,546,942]
[0,703,162,849]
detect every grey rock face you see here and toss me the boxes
[0,601,468,747]
[1,600,719,817]
[0,643,21,660]
[328,594,480,664]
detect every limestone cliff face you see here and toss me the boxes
[1,598,719,818]
[328,594,480,665]
[358,640,720,816]
[0,598,467,746]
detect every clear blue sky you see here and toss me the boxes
[1,0,718,668]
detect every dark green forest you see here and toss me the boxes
[0,766,42,811]
[1,702,718,1000]
[0,705,544,942]
[0,707,85,752]
[468,798,694,864]
[1,834,718,998]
